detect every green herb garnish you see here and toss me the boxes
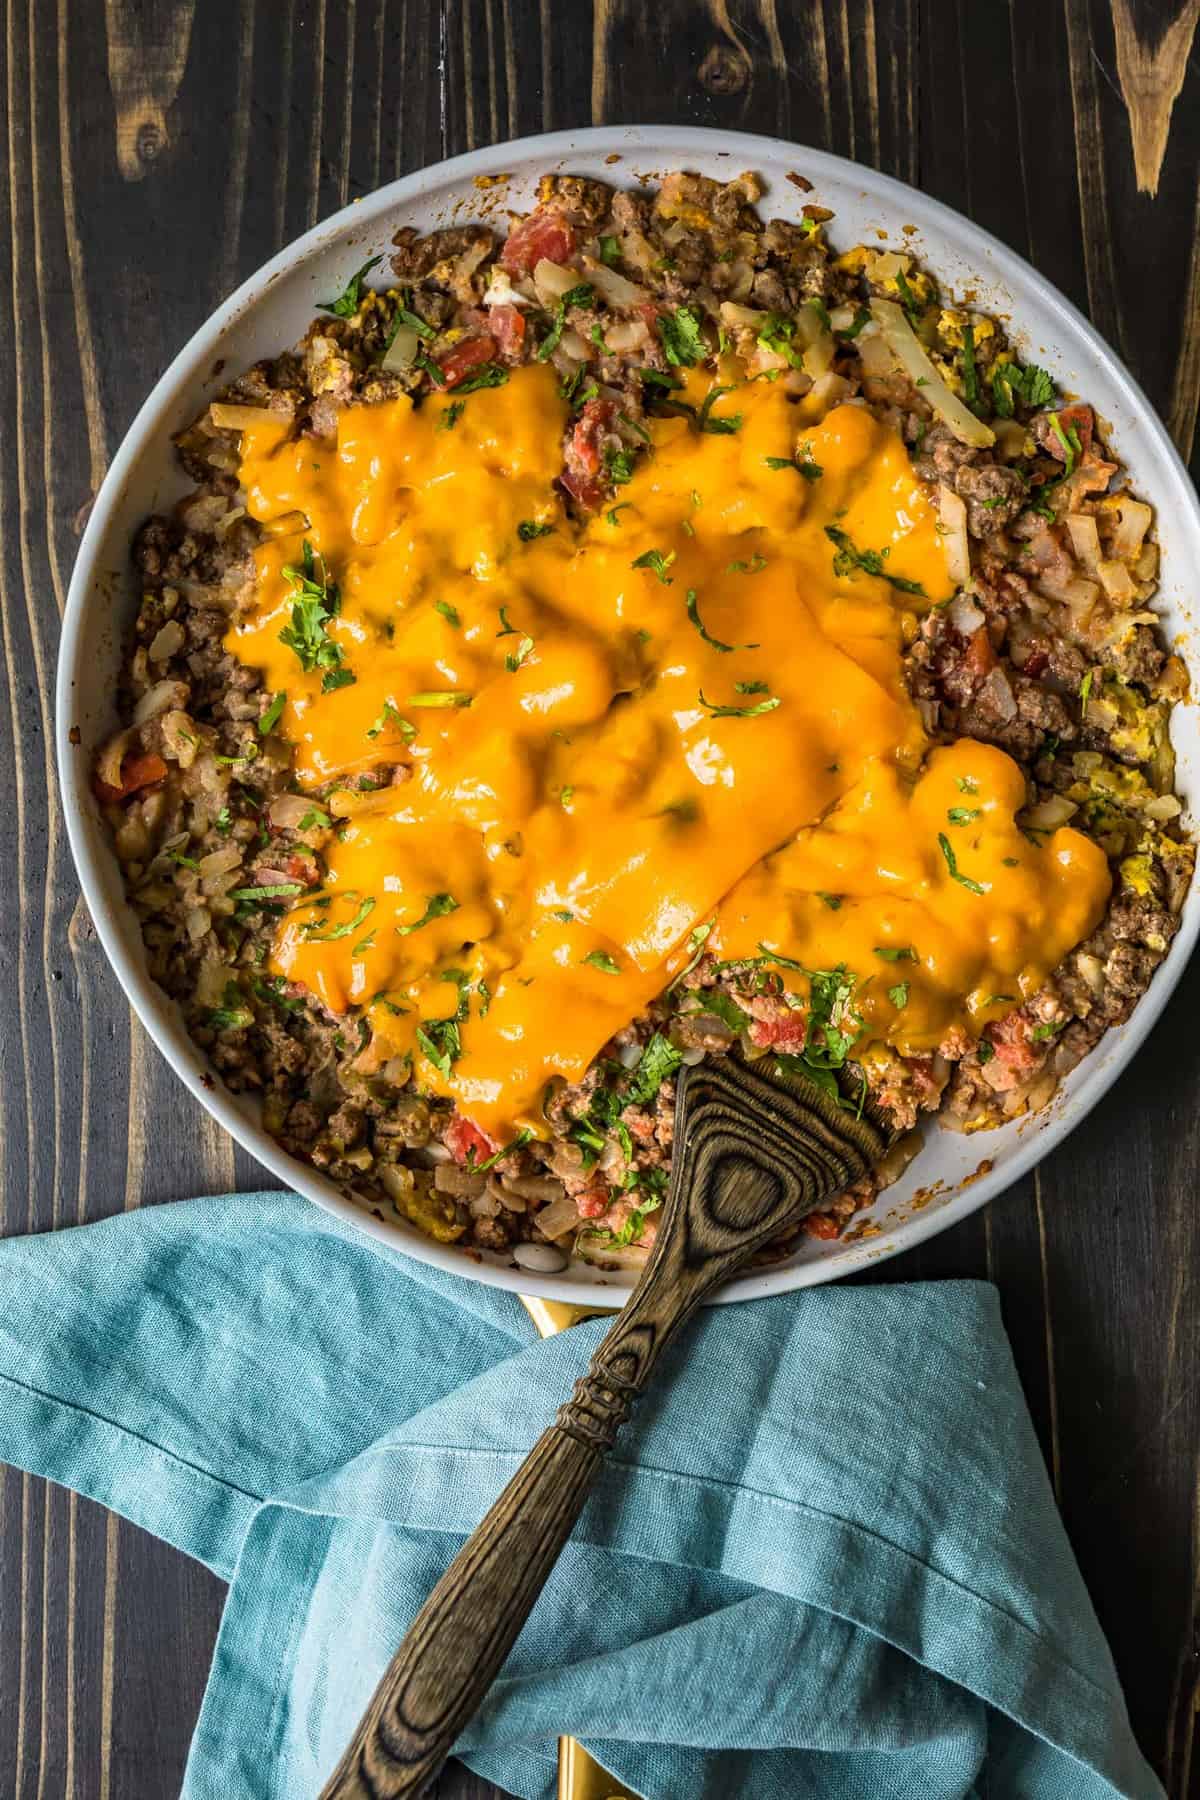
[259,691,286,734]
[937,832,987,895]
[583,949,621,975]
[632,548,676,584]
[317,255,381,317]
[537,284,595,362]
[825,525,927,596]
[397,892,460,936]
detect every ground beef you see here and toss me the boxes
[954,462,1026,537]
[94,166,1192,1269]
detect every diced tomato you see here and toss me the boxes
[747,1015,809,1052]
[962,626,997,683]
[802,1211,842,1240]
[499,208,575,276]
[1042,403,1094,463]
[92,751,168,807]
[1021,646,1050,679]
[561,397,617,510]
[444,1114,497,1167]
[636,301,662,334]
[575,1183,610,1220]
[283,853,320,886]
[490,304,527,359]
[435,335,498,389]
[987,1011,1040,1074]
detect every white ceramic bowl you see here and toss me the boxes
[57,125,1200,1306]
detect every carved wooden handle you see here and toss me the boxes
[320,1050,888,1798]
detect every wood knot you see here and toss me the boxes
[697,43,748,95]
[136,120,165,163]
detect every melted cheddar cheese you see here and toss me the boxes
[227,365,1111,1136]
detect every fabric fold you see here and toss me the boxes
[0,1191,1162,1800]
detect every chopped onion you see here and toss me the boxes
[938,485,972,588]
[381,323,419,374]
[97,728,133,791]
[804,370,851,414]
[329,786,397,818]
[268,792,316,831]
[532,258,580,304]
[379,1164,415,1204]
[992,419,1029,461]
[1023,794,1077,830]
[481,267,534,310]
[259,508,309,539]
[582,256,647,308]
[534,1193,583,1241]
[603,319,649,353]
[576,1231,650,1271]
[1065,513,1101,570]
[557,326,590,361]
[978,666,1017,722]
[1144,792,1182,821]
[148,620,185,663]
[1110,495,1152,559]
[197,844,242,881]
[133,679,188,725]
[870,299,995,448]
[718,300,767,330]
[209,402,284,430]
[1096,559,1136,603]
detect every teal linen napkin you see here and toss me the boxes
[0,1190,1160,1800]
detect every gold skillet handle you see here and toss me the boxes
[519,1300,639,1800]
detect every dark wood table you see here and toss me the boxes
[2,2,1198,1795]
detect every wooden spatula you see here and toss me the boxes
[320,1046,893,1799]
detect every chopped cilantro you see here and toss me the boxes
[518,520,554,541]
[699,686,780,719]
[937,832,988,895]
[317,254,381,317]
[228,882,304,901]
[632,548,676,584]
[977,1039,995,1064]
[537,283,595,362]
[583,949,621,975]
[888,981,910,1009]
[875,946,916,962]
[304,895,376,943]
[686,588,758,654]
[454,362,509,394]
[727,553,767,575]
[657,304,706,368]
[258,691,286,734]
[434,599,461,627]
[604,444,636,485]
[407,690,472,708]
[606,503,631,527]
[992,361,1055,417]
[437,399,465,431]
[697,385,743,435]
[297,805,331,830]
[469,1128,535,1173]
[279,540,352,686]
[825,524,927,595]
[626,1032,683,1105]
[367,700,416,741]
[504,635,535,673]
[598,235,621,266]
[946,806,980,826]
[396,892,460,936]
